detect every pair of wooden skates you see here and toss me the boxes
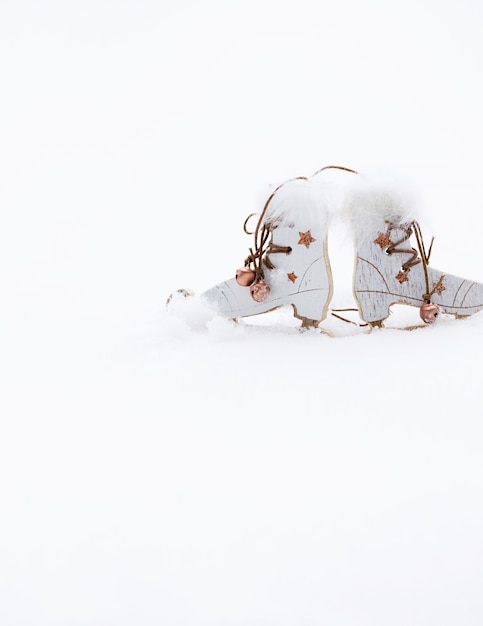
[183,166,483,330]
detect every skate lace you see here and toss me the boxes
[386,221,445,302]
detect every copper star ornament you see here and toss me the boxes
[374,232,392,249]
[287,272,297,283]
[433,277,446,295]
[396,270,409,284]
[298,230,316,248]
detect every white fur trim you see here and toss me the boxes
[262,178,331,229]
[342,173,421,243]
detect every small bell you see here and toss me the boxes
[250,279,270,302]
[236,266,256,286]
[420,301,440,324]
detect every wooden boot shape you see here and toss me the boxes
[201,176,334,328]
[348,182,483,327]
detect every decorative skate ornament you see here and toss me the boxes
[199,167,354,328]
[346,177,483,328]
[167,165,483,333]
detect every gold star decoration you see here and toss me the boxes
[374,232,392,249]
[287,272,297,283]
[298,230,316,248]
[396,270,409,284]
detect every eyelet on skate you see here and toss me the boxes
[286,247,292,255]
[384,247,392,255]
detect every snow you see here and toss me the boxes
[2,1,483,625]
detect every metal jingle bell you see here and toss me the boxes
[250,279,271,303]
[235,266,256,287]
[420,301,440,324]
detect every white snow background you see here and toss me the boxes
[2,1,483,625]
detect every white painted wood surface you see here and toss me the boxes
[353,223,483,324]
[202,222,333,324]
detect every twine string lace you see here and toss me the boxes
[386,220,444,303]
[412,221,445,302]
